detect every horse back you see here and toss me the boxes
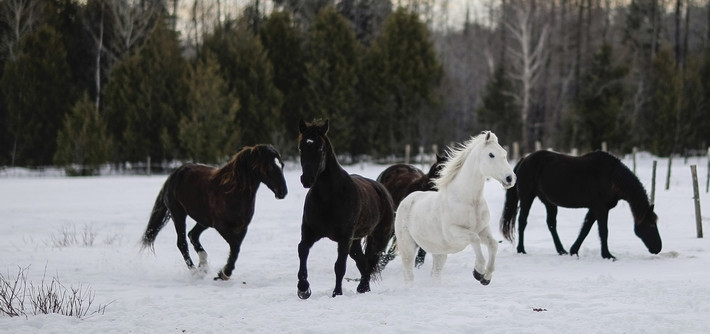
[519,151,619,208]
[377,164,425,209]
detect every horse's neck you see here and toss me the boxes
[315,151,349,192]
[444,156,485,202]
[614,167,650,222]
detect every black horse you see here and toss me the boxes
[376,155,446,269]
[141,144,288,280]
[296,119,394,299]
[500,150,661,259]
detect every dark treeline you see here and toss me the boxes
[0,0,708,174]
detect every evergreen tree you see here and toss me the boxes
[1,24,76,166]
[54,93,113,176]
[573,44,629,151]
[644,47,681,155]
[104,18,189,162]
[477,65,520,145]
[304,7,361,151]
[365,8,442,155]
[179,54,240,163]
[202,19,282,147]
[259,11,309,155]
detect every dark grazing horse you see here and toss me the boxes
[296,119,394,299]
[141,144,288,280]
[376,155,446,269]
[500,150,662,259]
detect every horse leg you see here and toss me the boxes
[332,240,351,297]
[430,254,447,283]
[516,197,534,254]
[569,210,597,257]
[169,207,194,269]
[379,236,397,271]
[473,227,498,286]
[541,200,567,255]
[395,228,418,283]
[349,240,371,293]
[188,223,209,269]
[297,229,318,299]
[213,227,248,281]
[415,248,427,268]
[596,210,615,259]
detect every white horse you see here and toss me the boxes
[394,131,516,285]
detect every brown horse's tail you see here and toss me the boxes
[369,182,396,278]
[500,158,523,242]
[141,185,171,251]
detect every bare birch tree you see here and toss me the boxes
[505,0,549,151]
[0,0,40,61]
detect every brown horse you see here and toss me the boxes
[141,144,288,280]
[376,155,446,269]
[296,119,394,299]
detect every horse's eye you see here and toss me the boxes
[489,153,495,158]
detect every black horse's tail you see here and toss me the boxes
[141,185,171,251]
[500,158,523,242]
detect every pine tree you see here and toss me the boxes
[573,44,629,151]
[304,7,361,151]
[364,8,442,155]
[477,65,520,144]
[1,24,76,166]
[104,18,189,162]
[259,11,309,156]
[644,47,681,155]
[202,19,282,147]
[179,54,240,163]
[54,93,113,176]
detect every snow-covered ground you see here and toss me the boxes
[1,153,709,333]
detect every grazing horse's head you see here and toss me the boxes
[252,145,288,199]
[477,132,516,189]
[634,205,662,254]
[298,119,330,188]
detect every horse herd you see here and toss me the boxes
[141,119,662,299]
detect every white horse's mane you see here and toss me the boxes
[434,131,497,189]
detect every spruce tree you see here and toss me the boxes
[1,24,76,166]
[54,93,113,176]
[202,19,282,147]
[104,18,189,163]
[179,54,240,163]
[304,7,361,152]
[477,65,520,145]
[574,44,629,151]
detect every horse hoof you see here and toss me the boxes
[297,288,311,300]
[332,290,343,298]
[213,270,230,281]
[356,283,371,294]
[473,269,491,285]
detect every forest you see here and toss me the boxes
[0,0,708,174]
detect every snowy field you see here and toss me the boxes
[1,153,709,333]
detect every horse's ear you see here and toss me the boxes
[320,119,329,135]
[649,204,655,212]
[485,131,491,141]
[298,119,307,134]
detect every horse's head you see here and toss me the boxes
[478,131,516,189]
[427,154,447,180]
[634,205,662,254]
[298,119,330,188]
[252,145,288,199]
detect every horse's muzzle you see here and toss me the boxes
[502,174,516,189]
[300,174,313,188]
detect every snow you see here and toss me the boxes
[1,154,709,333]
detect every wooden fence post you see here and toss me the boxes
[571,148,578,157]
[691,165,703,238]
[513,142,520,161]
[405,144,411,165]
[706,147,709,193]
[601,141,607,152]
[632,147,637,174]
[419,145,425,168]
[534,141,542,152]
[651,160,657,205]
[665,155,673,190]
[147,156,151,176]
